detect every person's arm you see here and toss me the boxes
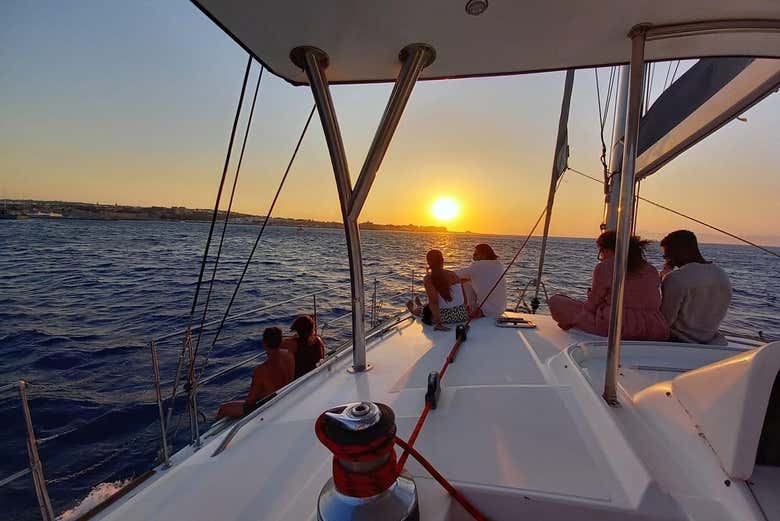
[244,366,267,405]
[424,276,446,330]
[660,274,684,326]
[660,260,675,279]
[281,336,298,355]
[457,264,473,283]
[584,262,610,313]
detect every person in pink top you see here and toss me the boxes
[549,231,669,341]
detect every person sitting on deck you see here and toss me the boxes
[216,326,295,419]
[283,315,325,379]
[548,231,669,340]
[660,230,732,345]
[406,249,469,331]
[457,243,507,318]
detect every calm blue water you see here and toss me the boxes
[1,219,778,520]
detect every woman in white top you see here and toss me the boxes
[458,243,507,317]
[408,249,469,330]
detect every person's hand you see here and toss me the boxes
[434,323,450,331]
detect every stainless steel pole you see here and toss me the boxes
[372,279,378,328]
[532,69,575,312]
[604,65,630,231]
[150,342,171,468]
[292,44,434,372]
[603,26,648,406]
[296,47,368,371]
[19,381,54,521]
[348,44,435,219]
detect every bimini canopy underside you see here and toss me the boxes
[192,0,780,84]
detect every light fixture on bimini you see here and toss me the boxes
[465,0,488,16]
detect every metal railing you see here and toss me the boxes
[0,381,55,521]
[0,272,421,521]
[149,271,421,460]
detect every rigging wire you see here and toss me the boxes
[193,65,265,357]
[194,105,318,382]
[662,61,673,91]
[188,55,254,320]
[398,195,552,471]
[165,55,254,436]
[594,68,615,184]
[670,60,681,85]
[566,167,780,259]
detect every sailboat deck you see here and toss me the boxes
[94,314,755,520]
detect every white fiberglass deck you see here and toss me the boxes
[93,314,762,521]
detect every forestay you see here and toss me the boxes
[192,0,780,84]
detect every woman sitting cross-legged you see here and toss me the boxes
[548,231,669,341]
[407,249,469,331]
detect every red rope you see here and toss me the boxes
[395,436,490,521]
[315,412,398,497]
[397,338,463,469]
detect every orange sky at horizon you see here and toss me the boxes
[2,2,779,247]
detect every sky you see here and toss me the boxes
[2,1,779,245]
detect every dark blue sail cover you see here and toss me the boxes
[635,57,780,179]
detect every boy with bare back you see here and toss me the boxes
[216,327,295,419]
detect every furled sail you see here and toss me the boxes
[635,58,780,180]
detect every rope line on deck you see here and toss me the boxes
[567,167,780,259]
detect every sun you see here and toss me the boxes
[431,196,460,222]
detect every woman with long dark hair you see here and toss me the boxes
[549,231,669,340]
[408,249,469,330]
[283,315,325,378]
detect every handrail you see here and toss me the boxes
[0,382,18,393]
[199,352,265,387]
[154,286,336,343]
[0,467,31,488]
[210,312,414,457]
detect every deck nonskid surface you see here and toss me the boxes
[97,315,636,521]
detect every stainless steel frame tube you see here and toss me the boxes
[19,381,54,521]
[603,26,648,406]
[150,342,171,467]
[294,44,433,372]
[348,44,435,219]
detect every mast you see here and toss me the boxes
[603,65,630,231]
[532,69,575,312]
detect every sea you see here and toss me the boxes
[1,219,778,520]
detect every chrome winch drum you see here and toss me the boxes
[315,401,419,521]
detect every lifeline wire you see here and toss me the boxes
[567,166,780,259]
[196,105,317,381]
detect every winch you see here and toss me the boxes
[315,401,419,521]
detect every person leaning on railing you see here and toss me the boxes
[216,327,294,419]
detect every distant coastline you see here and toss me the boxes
[0,199,448,233]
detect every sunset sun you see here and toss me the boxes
[431,196,460,222]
